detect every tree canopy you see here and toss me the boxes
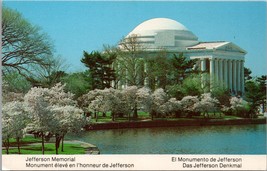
[2,6,54,76]
[81,51,116,89]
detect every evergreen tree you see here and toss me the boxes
[245,80,265,117]
[81,51,116,90]
[170,53,197,84]
[244,67,252,81]
[256,75,266,113]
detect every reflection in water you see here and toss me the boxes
[67,124,266,154]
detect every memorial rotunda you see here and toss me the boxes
[118,18,246,95]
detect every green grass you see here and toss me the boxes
[222,115,242,119]
[2,135,85,155]
[90,111,151,123]
[90,109,255,123]
[2,143,85,155]
[8,136,42,146]
[90,111,245,123]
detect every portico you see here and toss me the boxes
[186,42,246,95]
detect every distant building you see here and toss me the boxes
[117,18,246,95]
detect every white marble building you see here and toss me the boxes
[119,18,246,95]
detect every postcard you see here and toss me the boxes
[1,1,266,170]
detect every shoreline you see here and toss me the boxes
[85,117,266,131]
[65,140,100,155]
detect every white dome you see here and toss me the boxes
[124,18,199,51]
[129,18,189,34]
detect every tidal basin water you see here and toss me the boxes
[68,124,266,154]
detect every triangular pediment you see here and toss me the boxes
[216,42,247,54]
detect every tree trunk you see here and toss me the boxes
[55,135,61,155]
[6,147,9,154]
[112,112,115,121]
[41,132,45,155]
[61,135,64,152]
[151,112,154,121]
[94,110,97,122]
[17,137,21,154]
[4,139,10,154]
[102,112,106,117]
[133,103,138,119]
[55,141,58,155]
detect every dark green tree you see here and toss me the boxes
[166,74,204,100]
[245,80,265,117]
[3,72,31,93]
[145,51,171,90]
[61,71,92,99]
[169,53,197,84]
[256,75,266,113]
[244,67,252,81]
[81,51,116,90]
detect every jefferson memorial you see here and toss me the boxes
[118,18,246,95]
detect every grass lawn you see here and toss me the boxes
[91,111,151,123]
[90,111,243,123]
[8,136,42,146]
[2,136,85,155]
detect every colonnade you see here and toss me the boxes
[201,58,245,95]
[114,56,245,95]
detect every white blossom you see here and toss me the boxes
[229,96,248,115]
[2,101,29,153]
[180,95,199,113]
[194,93,219,114]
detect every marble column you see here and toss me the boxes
[201,58,206,71]
[209,58,215,88]
[233,60,237,94]
[215,58,219,82]
[228,60,233,92]
[201,58,206,88]
[219,59,223,82]
[224,59,228,88]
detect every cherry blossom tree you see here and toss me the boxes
[88,93,107,122]
[2,101,28,154]
[47,83,76,106]
[194,93,220,118]
[229,97,250,117]
[24,86,55,154]
[180,96,199,117]
[121,86,139,120]
[51,105,87,154]
[24,83,87,154]
[136,87,152,114]
[160,98,182,118]
[84,88,111,121]
[149,88,168,119]
[78,88,100,116]
[105,88,129,121]
[2,114,13,154]
[48,83,88,154]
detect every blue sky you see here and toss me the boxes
[4,1,266,76]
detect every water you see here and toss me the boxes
[68,124,266,154]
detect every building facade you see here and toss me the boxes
[117,18,246,95]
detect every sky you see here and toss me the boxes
[3,1,267,76]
